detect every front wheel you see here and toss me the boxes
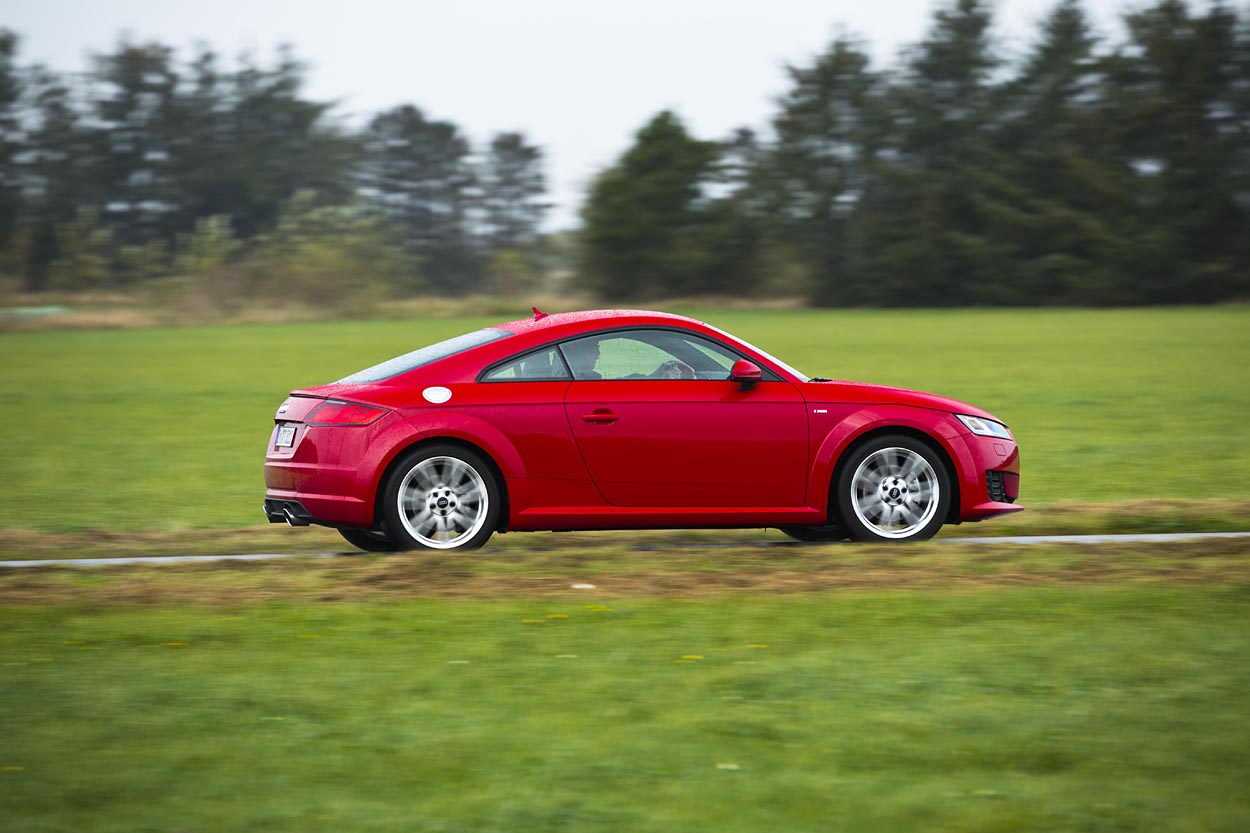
[835,434,951,542]
[381,444,501,551]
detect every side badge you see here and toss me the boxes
[423,386,452,404]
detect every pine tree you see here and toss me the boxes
[763,36,886,305]
[991,0,1135,303]
[0,30,20,262]
[579,111,731,300]
[360,105,480,291]
[479,132,548,251]
[1101,0,1248,302]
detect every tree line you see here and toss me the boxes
[0,34,549,303]
[583,0,1250,306]
[2,0,1248,309]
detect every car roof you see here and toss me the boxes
[494,309,701,337]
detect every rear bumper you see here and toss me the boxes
[264,420,383,528]
[262,488,372,527]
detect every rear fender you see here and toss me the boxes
[362,410,529,524]
[807,405,963,521]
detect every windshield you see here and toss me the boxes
[705,325,810,382]
[336,328,512,383]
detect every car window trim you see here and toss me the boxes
[475,325,785,384]
[472,325,785,382]
[477,344,574,383]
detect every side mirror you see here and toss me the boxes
[730,359,762,391]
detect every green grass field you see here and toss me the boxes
[1,306,1248,533]
[3,584,1249,832]
[3,307,1249,831]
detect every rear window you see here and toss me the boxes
[336,328,512,383]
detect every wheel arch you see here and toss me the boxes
[809,409,963,527]
[370,432,516,533]
[829,426,961,526]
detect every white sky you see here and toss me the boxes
[7,0,1131,229]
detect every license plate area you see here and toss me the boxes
[275,424,297,448]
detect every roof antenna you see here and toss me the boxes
[532,306,548,320]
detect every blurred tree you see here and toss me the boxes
[360,105,479,292]
[486,247,540,296]
[580,110,756,299]
[174,214,239,277]
[762,36,888,305]
[169,45,353,240]
[89,39,181,247]
[244,191,416,307]
[477,132,549,294]
[9,39,351,289]
[989,0,1137,303]
[0,30,20,264]
[870,0,1010,306]
[115,240,170,286]
[703,127,764,296]
[3,3,1248,308]
[1101,0,1249,302]
[14,66,103,290]
[479,132,548,251]
[47,207,112,289]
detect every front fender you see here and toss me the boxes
[806,405,964,520]
[361,409,530,525]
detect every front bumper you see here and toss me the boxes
[949,431,1022,522]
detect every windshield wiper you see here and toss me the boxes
[810,377,833,382]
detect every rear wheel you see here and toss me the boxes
[338,527,403,552]
[381,444,500,551]
[835,434,950,542]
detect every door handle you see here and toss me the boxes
[581,409,619,424]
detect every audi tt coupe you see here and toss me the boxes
[264,309,1021,551]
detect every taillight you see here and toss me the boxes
[306,400,388,427]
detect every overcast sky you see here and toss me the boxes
[7,0,1131,229]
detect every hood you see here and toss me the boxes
[800,380,1001,422]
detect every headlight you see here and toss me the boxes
[955,414,1013,440]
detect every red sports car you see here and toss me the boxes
[264,309,1021,551]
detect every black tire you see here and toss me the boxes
[835,434,951,542]
[778,524,848,543]
[380,444,501,552]
[338,527,404,553]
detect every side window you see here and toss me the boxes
[483,347,570,382]
[678,336,740,379]
[559,330,749,381]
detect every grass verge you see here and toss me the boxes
[2,582,1248,832]
[1,499,1247,562]
[2,537,1249,606]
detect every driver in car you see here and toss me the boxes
[564,340,602,380]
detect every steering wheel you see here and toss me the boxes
[653,360,695,380]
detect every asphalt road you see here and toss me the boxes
[2,531,1249,569]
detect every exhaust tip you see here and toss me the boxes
[264,498,312,526]
[282,505,311,527]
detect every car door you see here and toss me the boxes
[561,328,809,507]
[475,345,589,484]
